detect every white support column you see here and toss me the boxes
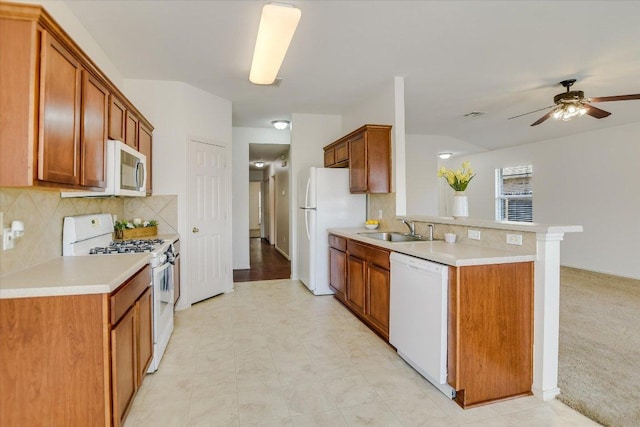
[532,232,565,400]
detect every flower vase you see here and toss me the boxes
[452,191,469,219]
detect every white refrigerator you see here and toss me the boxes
[297,167,366,295]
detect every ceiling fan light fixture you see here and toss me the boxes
[249,3,302,85]
[272,120,290,130]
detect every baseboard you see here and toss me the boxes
[275,245,290,260]
[532,386,560,401]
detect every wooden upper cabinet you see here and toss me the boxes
[323,125,392,193]
[81,72,109,189]
[0,3,154,191]
[125,111,139,149]
[108,95,126,142]
[348,125,391,193]
[348,132,367,192]
[38,30,82,186]
[323,139,349,168]
[138,123,153,195]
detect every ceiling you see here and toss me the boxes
[66,1,640,154]
[248,143,289,171]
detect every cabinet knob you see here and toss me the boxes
[192,227,199,233]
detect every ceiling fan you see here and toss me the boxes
[508,79,640,126]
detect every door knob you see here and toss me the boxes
[192,227,199,233]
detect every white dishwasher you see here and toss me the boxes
[389,252,455,398]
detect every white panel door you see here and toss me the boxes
[188,140,227,304]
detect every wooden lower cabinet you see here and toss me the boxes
[346,255,367,314]
[366,263,390,336]
[0,265,152,427]
[329,247,347,302]
[329,234,391,340]
[448,262,534,408]
[112,306,137,427]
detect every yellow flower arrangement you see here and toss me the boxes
[437,161,476,191]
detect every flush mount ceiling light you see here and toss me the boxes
[254,161,265,168]
[438,152,452,160]
[249,3,302,85]
[271,120,290,130]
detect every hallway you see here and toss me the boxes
[233,238,291,282]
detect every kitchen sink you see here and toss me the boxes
[358,231,428,242]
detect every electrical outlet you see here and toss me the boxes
[506,233,523,245]
[378,210,383,220]
[467,229,481,240]
[3,228,14,251]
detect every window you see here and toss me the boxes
[496,165,533,222]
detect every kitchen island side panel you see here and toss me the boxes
[0,293,110,426]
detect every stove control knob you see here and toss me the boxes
[192,227,199,233]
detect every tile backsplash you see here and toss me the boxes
[0,188,124,276]
[0,188,177,277]
[123,196,178,235]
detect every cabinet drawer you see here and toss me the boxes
[110,264,151,324]
[348,240,390,270]
[329,234,346,251]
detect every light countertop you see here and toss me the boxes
[329,228,536,267]
[0,254,151,299]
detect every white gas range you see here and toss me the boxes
[63,213,174,372]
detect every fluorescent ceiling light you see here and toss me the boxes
[272,120,290,130]
[438,152,452,159]
[249,3,301,85]
[254,161,265,168]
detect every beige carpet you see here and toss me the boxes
[558,267,640,427]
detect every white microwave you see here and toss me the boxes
[61,140,147,198]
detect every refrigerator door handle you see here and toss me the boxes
[305,176,312,208]
[304,209,311,241]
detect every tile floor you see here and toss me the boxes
[125,279,599,427]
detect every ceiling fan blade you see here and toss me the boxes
[589,94,640,103]
[508,105,555,120]
[530,110,555,126]
[585,104,611,119]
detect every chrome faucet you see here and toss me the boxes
[427,224,434,241]
[401,219,416,236]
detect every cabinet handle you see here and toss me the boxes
[192,227,199,233]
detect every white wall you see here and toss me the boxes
[275,169,290,258]
[14,0,124,88]
[123,79,233,306]
[439,122,640,279]
[231,127,289,269]
[289,113,343,279]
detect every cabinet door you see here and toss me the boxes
[366,264,390,338]
[125,111,138,149]
[81,72,108,189]
[38,31,82,185]
[348,133,367,192]
[136,287,153,386]
[329,247,347,302]
[138,123,153,195]
[111,307,136,427]
[108,95,126,141]
[347,255,366,315]
[324,147,335,167]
